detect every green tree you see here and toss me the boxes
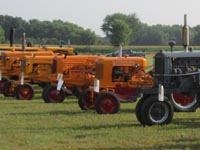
[102,13,141,45]
[192,25,200,45]
[79,29,97,45]
[108,19,131,46]
[0,25,5,43]
[0,15,28,42]
[0,15,100,45]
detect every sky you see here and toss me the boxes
[0,0,200,36]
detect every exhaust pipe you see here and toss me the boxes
[118,44,122,57]
[9,27,15,47]
[182,14,189,52]
[22,32,26,51]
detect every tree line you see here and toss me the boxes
[0,14,200,46]
[0,15,100,45]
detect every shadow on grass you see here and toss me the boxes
[171,117,200,129]
[120,108,135,114]
[80,143,200,150]
[6,110,85,116]
[79,147,138,150]
[71,122,141,131]
[78,137,200,150]
[0,97,78,105]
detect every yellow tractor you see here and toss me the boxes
[0,51,55,95]
[42,55,101,103]
[6,54,59,100]
[78,56,153,114]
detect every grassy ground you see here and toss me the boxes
[0,86,200,150]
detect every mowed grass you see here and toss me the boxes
[0,86,200,150]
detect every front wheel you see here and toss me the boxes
[95,92,120,114]
[43,85,65,103]
[15,83,34,100]
[140,96,174,126]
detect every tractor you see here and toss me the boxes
[135,14,200,126]
[0,51,55,95]
[0,42,75,94]
[78,56,154,113]
[42,55,101,103]
[6,54,60,100]
[135,49,200,126]
[0,46,74,55]
[0,29,74,55]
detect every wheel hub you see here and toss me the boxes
[149,102,169,124]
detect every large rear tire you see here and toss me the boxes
[42,85,49,103]
[171,93,198,112]
[140,96,174,126]
[171,77,199,112]
[78,88,97,110]
[72,86,82,98]
[0,77,9,94]
[95,92,120,114]
[2,80,15,97]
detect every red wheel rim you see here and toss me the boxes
[18,85,33,100]
[172,93,195,106]
[99,96,117,113]
[4,82,15,97]
[48,88,64,102]
[82,92,95,109]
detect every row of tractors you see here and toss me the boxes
[0,15,199,126]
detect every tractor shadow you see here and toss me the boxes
[80,140,200,150]
[171,117,200,129]
[6,110,86,116]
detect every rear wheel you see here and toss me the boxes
[140,96,174,126]
[2,80,15,97]
[95,92,120,114]
[15,83,34,100]
[42,84,49,102]
[0,77,9,94]
[78,88,97,110]
[44,85,65,103]
[171,93,198,112]
[172,77,199,112]
[72,86,82,98]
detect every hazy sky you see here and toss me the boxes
[0,0,200,36]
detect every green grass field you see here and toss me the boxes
[0,86,200,150]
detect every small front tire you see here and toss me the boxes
[95,92,120,114]
[15,83,34,100]
[43,85,65,103]
[140,96,174,126]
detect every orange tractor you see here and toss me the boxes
[42,55,101,103]
[0,46,74,54]
[78,56,154,114]
[4,54,65,100]
[0,51,55,95]
[0,44,75,93]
